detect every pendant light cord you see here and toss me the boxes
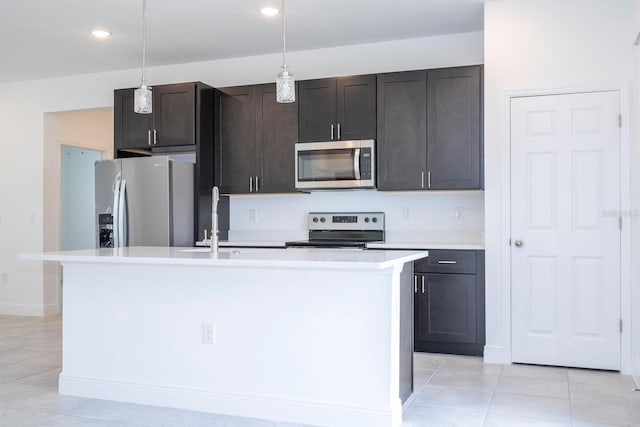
[282,0,287,68]
[141,0,147,84]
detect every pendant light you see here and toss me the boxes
[276,0,295,103]
[134,0,152,114]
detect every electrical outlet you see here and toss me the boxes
[202,323,216,344]
[402,207,410,221]
[455,207,465,221]
[248,209,257,223]
[1,273,8,284]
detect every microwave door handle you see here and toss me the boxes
[354,148,361,180]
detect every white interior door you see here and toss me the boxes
[510,91,621,370]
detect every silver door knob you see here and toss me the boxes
[514,239,524,247]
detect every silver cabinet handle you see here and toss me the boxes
[421,172,425,189]
[255,176,259,192]
[331,124,335,140]
[337,123,341,140]
[414,275,418,293]
[249,176,253,192]
[427,171,431,188]
[153,129,158,145]
[438,260,457,265]
[421,276,425,294]
[515,239,524,247]
[147,130,152,146]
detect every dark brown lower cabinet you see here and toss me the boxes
[414,250,485,356]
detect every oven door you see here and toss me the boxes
[295,140,375,190]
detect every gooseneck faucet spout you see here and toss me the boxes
[211,186,219,254]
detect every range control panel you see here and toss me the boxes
[307,212,385,231]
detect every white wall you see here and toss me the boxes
[484,0,636,370]
[1,31,483,315]
[632,1,640,386]
[229,191,484,243]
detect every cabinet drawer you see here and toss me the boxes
[415,250,476,274]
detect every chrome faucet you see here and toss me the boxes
[211,186,219,254]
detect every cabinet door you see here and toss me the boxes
[427,66,482,189]
[153,83,196,147]
[415,273,477,344]
[336,75,376,141]
[217,86,257,194]
[298,78,336,142]
[376,71,427,190]
[256,84,297,193]
[114,88,153,150]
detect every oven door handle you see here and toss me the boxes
[354,148,361,180]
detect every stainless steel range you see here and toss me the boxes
[285,212,384,249]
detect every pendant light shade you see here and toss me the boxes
[134,84,152,114]
[276,0,295,103]
[134,0,152,114]
[276,66,295,103]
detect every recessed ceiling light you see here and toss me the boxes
[91,30,112,39]
[260,7,279,17]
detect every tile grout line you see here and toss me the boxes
[480,363,503,427]
[567,368,575,427]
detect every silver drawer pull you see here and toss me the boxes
[414,275,418,293]
[438,260,457,264]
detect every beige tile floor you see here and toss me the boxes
[1,315,639,426]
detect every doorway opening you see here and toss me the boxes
[43,108,113,315]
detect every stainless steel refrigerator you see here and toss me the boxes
[95,156,194,248]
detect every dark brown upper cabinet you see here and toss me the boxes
[216,83,297,194]
[377,66,483,191]
[114,82,205,152]
[427,66,482,190]
[298,75,376,142]
[376,71,427,191]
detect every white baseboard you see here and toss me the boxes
[483,345,511,365]
[632,354,640,388]
[0,303,59,317]
[59,374,398,427]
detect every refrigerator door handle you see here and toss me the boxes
[113,173,122,248]
[118,179,127,247]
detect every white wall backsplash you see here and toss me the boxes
[228,191,484,242]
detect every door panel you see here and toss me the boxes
[376,71,427,190]
[298,79,336,142]
[427,66,481,189]
[218,86,257,193]
[121,157,171,246]
[154,83,195,146]
[511,91,621,370]
[256,84,297,193]
[114,89,153,150]
[336,75,376,140]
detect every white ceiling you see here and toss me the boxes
[0,0,483,84]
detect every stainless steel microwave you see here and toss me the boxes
[295,139,375,190]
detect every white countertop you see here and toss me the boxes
[366,241,484,250]
[22,246,428,271]
[215,240,484,250]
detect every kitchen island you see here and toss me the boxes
[23,246,428,427]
